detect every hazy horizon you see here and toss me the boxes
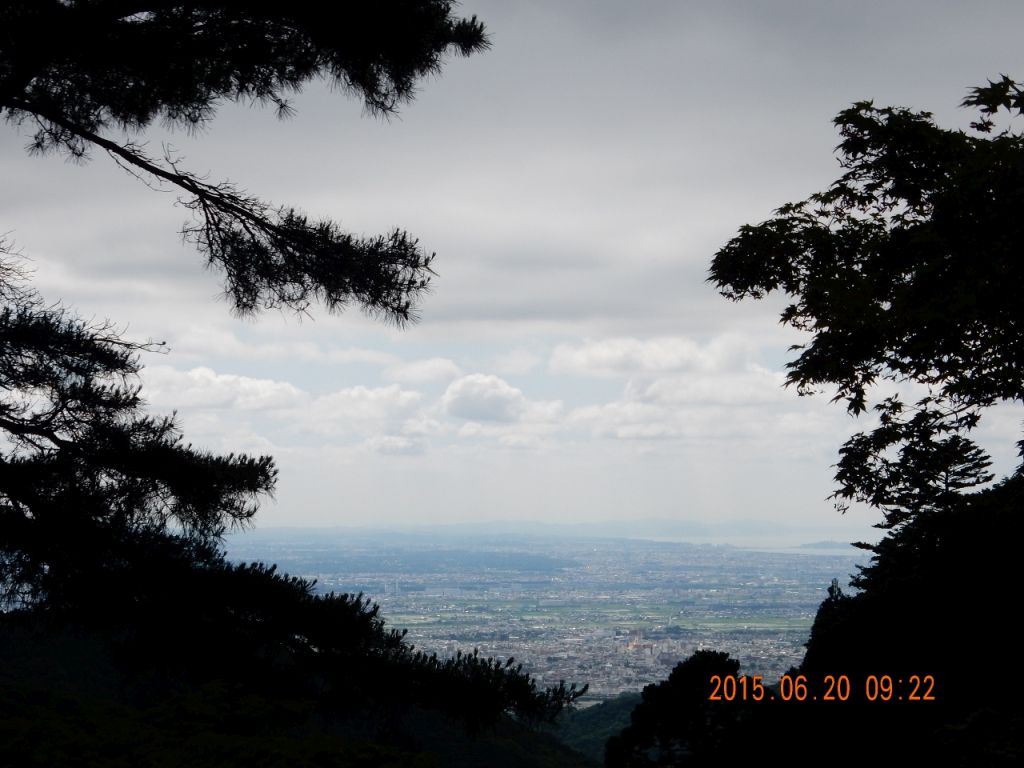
[6,0,1023,539]
[226,518,873,551]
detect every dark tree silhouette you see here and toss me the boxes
[0,247,276,609]
[709,76,1024,530]
[1,10,588,745]
[0,0,489,321]
[605,650,744,767]
[606,79,1024,768]
[685,78,1024,766]
[0,246,585,753]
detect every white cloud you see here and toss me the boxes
[401,415,445,436]
[458,421,485,438]
[499,433,543,449]
[142,365,305,411]
[365,435,427,455]
[384,357,463,383]
[302,384,422,434]
[569,371,845,448]
[491,349,543,375]
[441,373,562,424]
[167,325,400,366]
[319,347,400,366]
[550,335,753,377]
[522,398,565,422]
[569,400,672,439]
[210,428,278,456]
[442,374,529,422]
[633,366,788,406]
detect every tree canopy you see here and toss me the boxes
[0,0,491,604]
[605,650,743,767]
[1,8,588,752]
[709,76,1024,528]
[603,78,1024,767]
[0,0,489,321]
[0,246,276,608]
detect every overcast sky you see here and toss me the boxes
[3,1,1023,543]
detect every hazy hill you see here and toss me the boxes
[0,617,593,768]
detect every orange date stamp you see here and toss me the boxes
[708,674,936,703]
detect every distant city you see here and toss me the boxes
[227,527,863,702]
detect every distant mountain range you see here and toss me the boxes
[230,518,876,549]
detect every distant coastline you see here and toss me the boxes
[228,519,879,551]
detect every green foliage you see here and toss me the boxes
[0,8,588,753]
[115,556,585,729]
[402,649,587,731]
[605,651,743,767]
[0,249,581,740]
[606,76,1024,767]
[1,6,589,761]
[709,77,1024,528]
[0,594,589,768]
[833,397,993,528]
[697,76,1024,765]
[0,249,276,609]
[0,621,437,768]
[547,692,641,763]
[0,1,490,321]
[794,474,1024,766]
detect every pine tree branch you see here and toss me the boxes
[8,96,435,321]
[2,2,487,320]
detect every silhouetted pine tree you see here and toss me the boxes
[606,77,1024,767]
[1,1,489,321]
[0,249,275,610]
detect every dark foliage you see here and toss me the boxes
[707,80,1024,757]
[546,691,640,763]
[0,249,276,609]
[0,249,583,736]
[605,650,743,767]
[607,78,1024,766]
[2,6,588,761]
[709,76,1024,529]
[0,609,589,767]
[0,0,490,321]
[772,475,1024,766]
[99,548,584,730]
